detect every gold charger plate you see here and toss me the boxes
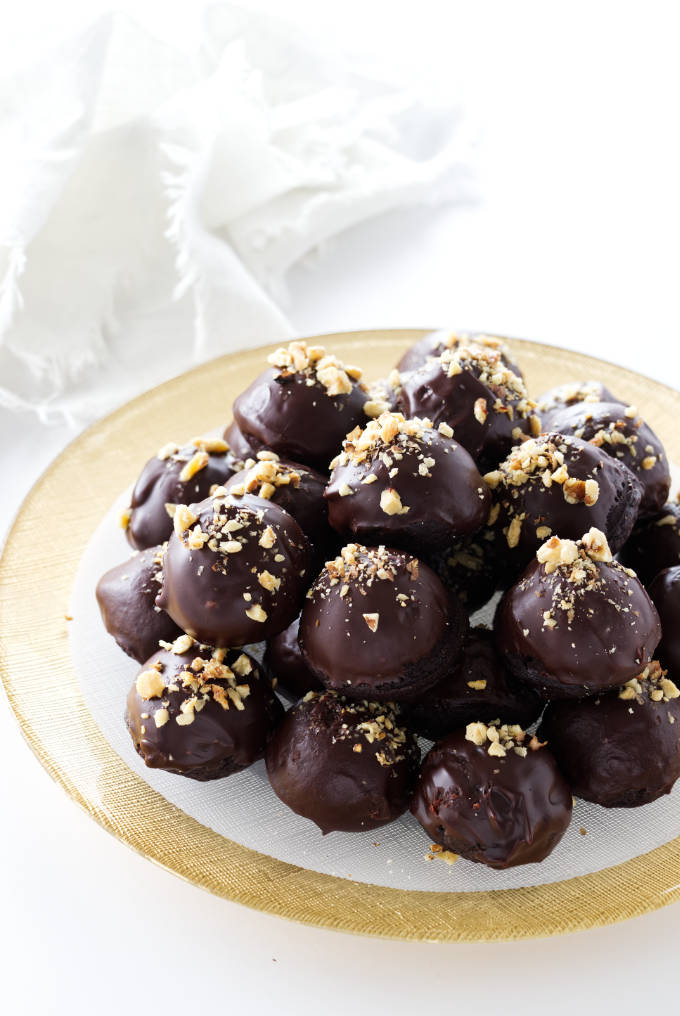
[2,328,680,942]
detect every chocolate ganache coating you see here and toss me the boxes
[397,330,524,378]
[484,433,642,569]
[618,501,680,587]
[398,338,539,467]
[536,380,618,431]
[545,401,670,517]
[126,640,283,781]
[263,615,324,701]
[325,412,491,554]
[649,566,680,676]
[222,419,262,460]
[496,529,661,699]
[157,490,310,647]
[538,661,680,807]
[232,340,368,471]
[124,436,243,551]
[300,544,468,702]
[410,723,572,869]
[222,451,335,559]
[96,544,184,663]
[404,627,543,740]
[265,691,420,833]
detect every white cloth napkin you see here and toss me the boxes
[0,4,473,425]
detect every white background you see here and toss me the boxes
[2,1,680,1013]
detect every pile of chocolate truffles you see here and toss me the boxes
[96,334,680,871]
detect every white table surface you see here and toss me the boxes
[3,2,680,1013]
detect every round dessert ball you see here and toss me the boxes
[538,661,680,807]
[618,501,680,586]
[222,450,335,560]
[325,412,491,554]
[124,436,243,551]
[263,615,324,701]
[265,691,420,833]
[496,529,661,699]
[649,566,680,676]
[404,627,543,741]
[398,338,540,468]
[536,379,618,430]
[96,544,184,663]
[545,401,670,517]
[299,544,468,702]
[410,722,572,868]
[484,433,642,568]
[232,340,368,471]
[157,490,310,647]
[126,639,283,780]
[397,330,523,378]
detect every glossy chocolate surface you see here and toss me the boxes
[222,420,262,459]
[486,433,642,568]
[126,644,282,780]
[398,340,538,467]
[410,727,572,868]
[325,413,491,553]
[263,615,324,700]
[232,342,367,471]
[546,400,670,517]
[157,492,310,646]
[536,380,618,430]
[396,330,523,378]
[539,663,680,807]
[405,628,543,740]
[126,439,243,550]
[96,545,184,662]
[649,566,680,677]
[496,533,661,699]
[266,691,420,833]
[299,544,468,702]
[618,501,680,587]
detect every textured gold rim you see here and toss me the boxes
[2,329,680,942]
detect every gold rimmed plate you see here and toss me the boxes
[2,329,680,942]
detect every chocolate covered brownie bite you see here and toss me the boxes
[232,340,368,471]
[126,639,282,780]
[539,661,680,807]
[266,691,420,833]
[299,543,468,702]
[325,412,490,553]
[484,433,642,568]
[404,627,542,741]
[397,330,523,378]
[536,380,618,430]
[618,500,680,586]
[410,722,572,868]
[496,529,661,699]
[545,401,670,517]
[222,450,335,559]
[398,338,540,467]
[157,490,310,647]
[96,544,184,663]
[123,436,243,551]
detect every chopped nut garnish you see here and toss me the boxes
[467,679,487,691]
[258,570,281,592]
[266,340,360,396]
[157,441,179,460]
[363,612,380,632]
[154,708,170,728]
[259,526,276,549]
[173,504,197,538]
[380,487,409,516]
[136,669,165,700]
[178,450,209,482]
[119,508,132,530]
[641,455,657,470]
[245,604,268,623]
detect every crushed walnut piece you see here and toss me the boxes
[266,339,362,397]
[465,720,533,758]
[438,340,536,423]
[619,661,680,704]
[228,454,303,501]
[178,450,209,483]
